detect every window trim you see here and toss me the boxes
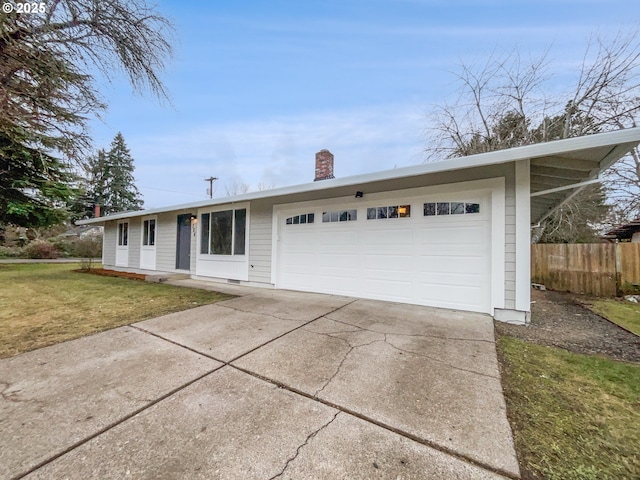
[199,207,247,256]
[117,221,129,247]
[141,217,157,247]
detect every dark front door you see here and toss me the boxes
[176,214,192,270]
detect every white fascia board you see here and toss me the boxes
[77,128,640,226]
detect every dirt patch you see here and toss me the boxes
[76,268,147,281]
[495,289,640,363]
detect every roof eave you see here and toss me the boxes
[77,128,640,226]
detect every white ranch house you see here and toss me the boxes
[78,129,640,324]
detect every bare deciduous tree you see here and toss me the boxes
[256,181,275,191]
[225,181,250,196]
[427,33,640,235]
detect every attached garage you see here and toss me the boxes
[274,181,499,313]
[78,128,640,325]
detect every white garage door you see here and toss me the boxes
[276,193,492,313]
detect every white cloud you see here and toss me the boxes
[131,104,427,208]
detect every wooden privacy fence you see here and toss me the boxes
[531,243,640,296]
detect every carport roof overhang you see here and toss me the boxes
[77,128,640,226]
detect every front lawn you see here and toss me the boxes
[497,336,640,480]
[0,263,233,358]
[588,298,640,336]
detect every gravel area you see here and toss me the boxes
[495,289,640,363]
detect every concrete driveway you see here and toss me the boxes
[0,287,520,479]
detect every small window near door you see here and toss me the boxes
[142,219,156,246]
[118,222,128,246]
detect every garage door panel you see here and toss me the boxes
[277,193,492,314]
[364,279,413,301]
[282,231,317,253]
[417,225,487,246]
[319,230,358,246]
[363,254,413,272]
[282,255,318,274]
[316,253,359,269]
[418,255,486,274]
[417,272,485,288]
[362,228,413,245]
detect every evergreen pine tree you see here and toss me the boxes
[85,133,143,216]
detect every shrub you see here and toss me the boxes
[620,282,640,296]
[48,237,76,257]
[0,245,24,258]
[23,240,60,259]
[74,236,102,270]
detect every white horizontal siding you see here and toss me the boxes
[504,163,516,309]
[248,202,273,284]
[102,221,117,267]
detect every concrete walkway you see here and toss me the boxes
[0,288,520,479]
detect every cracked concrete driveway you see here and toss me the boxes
[0,288,520,480]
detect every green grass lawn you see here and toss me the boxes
[0,263,233,358]
[497,336,640,480]
[589,298,640,336]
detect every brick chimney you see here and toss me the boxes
[314,149,335,181]
[94,204,101,218]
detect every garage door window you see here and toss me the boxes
[367,205,411,220]
[286,213,315,225]
[322,209,357,222]
[424,202,480,216]
[200,208,246,255]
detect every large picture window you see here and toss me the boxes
[118,222,128,246]
[200,208,246,256]
[142,219,156,246]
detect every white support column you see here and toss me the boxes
[514,159,531,314]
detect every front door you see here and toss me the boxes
[176,214,192,270]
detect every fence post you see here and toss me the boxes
[615,242,622,296]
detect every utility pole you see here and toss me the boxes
[204,177,218,199]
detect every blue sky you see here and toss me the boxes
[89,0,640,208]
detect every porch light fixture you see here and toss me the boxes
[355,191,364,198]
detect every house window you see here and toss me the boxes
[118,222,128,246]
[200,208,246,256]
[234,209,246,255]
[285,213,315,225]
[367,205,411,220]
[322,209,357,222]
[200,213,210,254]
[424,202,481,216]
[142,219,156,246]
